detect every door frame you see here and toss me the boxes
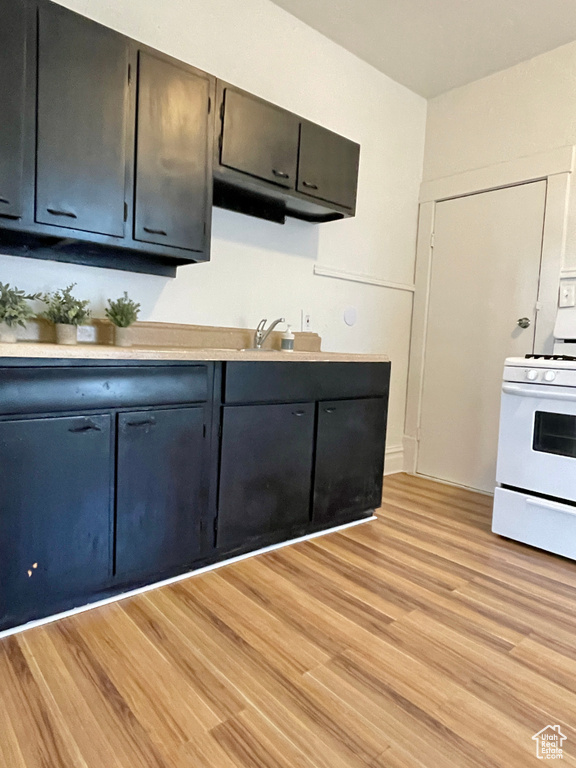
[404,146,575,475]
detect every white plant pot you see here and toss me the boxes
[0,322,18,343]
[114,326,132,348]
[55,324,78,345]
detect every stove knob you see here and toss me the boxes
[544,370,557,382]
[526,370,539,381]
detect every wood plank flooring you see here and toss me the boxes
[3,472,576,766]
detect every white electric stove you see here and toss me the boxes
[493,345,576,559]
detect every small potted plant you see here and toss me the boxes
[105,292,140,347]
[0,282,40,343]
[41,283,91,345]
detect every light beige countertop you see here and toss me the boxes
[0,342,389,363]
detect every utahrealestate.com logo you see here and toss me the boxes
[532,725,567,760]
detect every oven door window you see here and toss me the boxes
[534,411,576,457]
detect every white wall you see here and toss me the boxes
[424,39,576,183]
[424,40,576,274]
[407,42,576,481]
[0,0,426,460]
[422,40,576,350]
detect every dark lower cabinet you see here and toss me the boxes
[115,407,205,582]
[0,0,27,221]
[217,402,315,550]
[0,360,389,633]
[0,414,113,630]
[36,2,128,236]
[134,52,211,253]
[313,398,387,525]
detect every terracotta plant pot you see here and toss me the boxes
[114,326,132,348]
[0,322,17,343]
[55,323,77,345]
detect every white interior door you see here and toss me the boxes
[417,181,546,492]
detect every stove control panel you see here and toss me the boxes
[504,365,576,387]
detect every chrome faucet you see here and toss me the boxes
[253,317,285,349]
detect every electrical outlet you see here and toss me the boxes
[560,283,576,308]
[301,311,312,332]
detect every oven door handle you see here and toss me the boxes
[502,383,576,402]
[526,497,576,517]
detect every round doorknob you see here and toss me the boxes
[517,317,531,329]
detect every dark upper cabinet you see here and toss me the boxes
[35,2,128,237]
[220,88,300,189]
[217,402,315,550]
[313,398,387,526]
[0,414,113,630]
[214,82,360,224]
[297,122,360,211]
[0,0,27,221]
[134,52,211,253]
[115,406,206,582]
[0,0,359,275]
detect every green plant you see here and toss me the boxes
[105,292,140,328]
[0,283,41,328]
[41,283,91,326]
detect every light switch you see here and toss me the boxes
[560,283,576,308]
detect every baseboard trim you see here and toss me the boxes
[415,470,495,496]
[402,435,418,474]
[0,515,377,639]
[385,444,404,475]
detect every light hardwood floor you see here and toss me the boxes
[2,472,576,767]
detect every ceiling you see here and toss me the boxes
[269,0,576,98]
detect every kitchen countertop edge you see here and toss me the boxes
[0,343,390,363]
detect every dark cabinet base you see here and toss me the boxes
[0,414,113,630]
[115,406,206,583]
[0,507,374,634]
[0,359,389,634]
[217,402,315,550]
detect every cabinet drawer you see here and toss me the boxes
[224,361,389,404]
[493,487,576,560]
[0,365,209,414]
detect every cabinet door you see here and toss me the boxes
[36,3,128,236]
[134,52,210,252]
[116,407,205,582]
[0,415,112,630]
[220,89,299,189]
[0,0,27,221]
[313,398,387,525]
[297,123,360,210]
[217,403,314,550]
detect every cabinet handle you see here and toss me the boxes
[47,207,77,219]
[302,181,318,190]
[69,420,102,433]
[272,169,289,179]
[293,410,306,417]
[0,197,10,205]
[143,227,167,236]
[324,407,336,414]
[125,417,156,428]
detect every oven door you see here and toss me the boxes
[496,381,576,502]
